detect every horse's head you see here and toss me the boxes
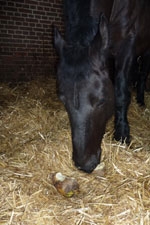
[54,15,114,173]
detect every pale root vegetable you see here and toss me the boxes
[52,172,79,197]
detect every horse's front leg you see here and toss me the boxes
[114,38,135,143]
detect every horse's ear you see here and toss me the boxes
[54,27,65,55]
[99,14,109,49]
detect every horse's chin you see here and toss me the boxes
[74,148,101,173]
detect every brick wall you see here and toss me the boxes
[0,0,64,81]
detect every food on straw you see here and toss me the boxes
[92,162,106,176]
[52,172,79,197]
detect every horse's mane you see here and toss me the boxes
[64,0,98,45]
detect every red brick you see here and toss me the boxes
[0,0,64,80]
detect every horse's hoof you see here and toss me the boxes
[114,133,131,145]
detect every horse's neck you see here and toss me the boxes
[90,0,114,20]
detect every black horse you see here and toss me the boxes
[54,0,150,173]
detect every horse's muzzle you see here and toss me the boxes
[73,149,101,173]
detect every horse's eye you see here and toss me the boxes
[96,99,105,107]
[89,94,105,108]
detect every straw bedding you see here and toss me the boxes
[0,77,149,225]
